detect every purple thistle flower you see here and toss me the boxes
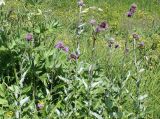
[55,41,69,52]
[62,47,69,52]
[139,42,144,48]
[127,3,137,17]
[131,3,137,9]
[127,11,133,17]
[95,26,101,33]
[37,103,44,110]
[99,22,108,29]
[26,33,33,41]
[95,21,108,33]
[55,41,64,49]
[130,8,136,13]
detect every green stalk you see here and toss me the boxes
[133,39,141,119]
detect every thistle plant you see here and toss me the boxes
[133,34,141,118]
[76,0,85,56]
[91,21,108,59]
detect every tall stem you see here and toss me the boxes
[133,39,140,119]
[76,4,82,54]
[92,33,96,61]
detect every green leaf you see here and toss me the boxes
[0,83,6,97]
[22,85,32,94]
[0,98,8,105]
[48,101,62,118]
[0,109,5,115]
[34,28,41,34]
[90,111,103,119]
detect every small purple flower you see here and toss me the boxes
[127,11,133,17]
[26,33,33,41]
[132,33,140,40]
[99,22,108,29]
[62,47,69,52]
[95,21,108,33]
[127,3,137,17]
[138,42,144,48]
[37,103,44,110]
[95,26,101,33]
[55,41,69,52]
[55,41,64,49]
[89,19,96,25]
[131,3,137,10]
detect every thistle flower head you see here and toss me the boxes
[95,26,101,33]
[55,41,64,49]
[55,41,69,52]
[70,52,79,60]
[95,21,108,33]
[63,47,69,52]
[132,33,140,40]
[138,42,144,48]
[131,3,137,9]
[37,102,44,110]
[77,0,84,6]
[25,33,33,41]
[127,11,133,17]
[99,21,108,29]
[127,3,137,17]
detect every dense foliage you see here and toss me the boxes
[0,0,160,118]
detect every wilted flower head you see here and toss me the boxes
[25,33,33,41]
[138,42,144,48]
[70,52,79,60]
[89,19,96,25]
[95,21,108,33]
[127,3,137,17]
[130,3,137,13]
[115,44,119,49]
[132,33,140,40]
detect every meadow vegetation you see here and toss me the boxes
[0,0,160,118]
